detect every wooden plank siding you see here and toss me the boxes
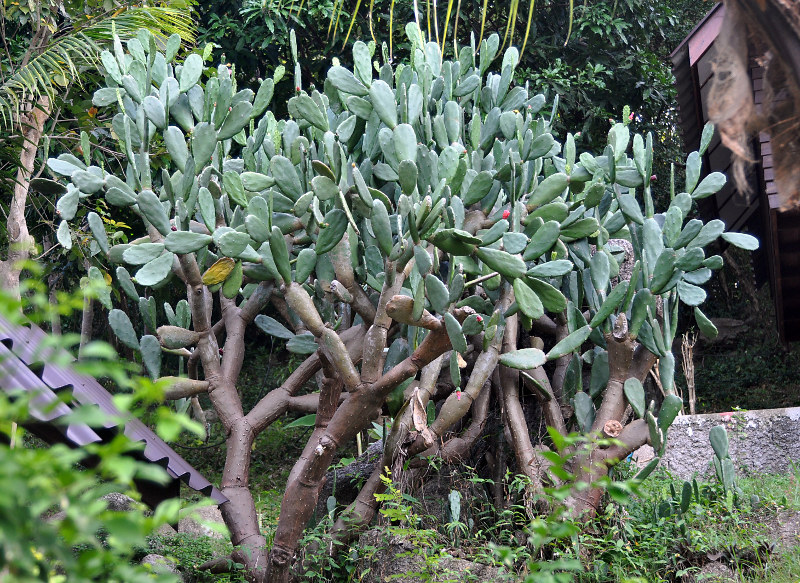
[671,3,800,342]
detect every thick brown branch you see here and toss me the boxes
[268,310,468,581]
[591,324,637,434]
[550,316,570,400]
[245,324,365,432]
[329,231,377,324]
[565,419,650,518]
[287,392,348,413]
[522,363,568,437]
[284,282,361,390]
[360,261,406,384]
[500,311,546,493]
[386,355,445,461]
[239,282,274,324]
[269,363,345,582]
[160,377,210,400]
[436,379,491,463]
[385,295,440,330]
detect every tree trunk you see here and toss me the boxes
[565,320,657,517]
[0,96,50,300]
[47,269,62,334]
[78,294,94,359]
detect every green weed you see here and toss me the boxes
[144,533,245,582]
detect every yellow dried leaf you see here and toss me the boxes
[411,388,427,432]
[202,257,235,285]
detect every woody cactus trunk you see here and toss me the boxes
[46,25,758,583]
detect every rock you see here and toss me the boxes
[101,492,137,512]
[46,510,66,523]
[140,554,184,581]
[698,318,747,346]
[639,406,800,479]
[609,239,635,284]
[356,530,500,583]
[46,491,140,523]
[631,444,655,469]
[154,523,178,537]
[178,504,229,539]
[315,440,383,518]
[691,561,735,582]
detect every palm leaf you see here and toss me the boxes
[440,0,454,57]
[501,0,518,52]
[519,0,537,56]
[77,6,195,42]
[563,0,574,46]
[341,0,364,47]
[328,0,346,40]
[0,6,194,129]
[330,0,561,60]
[389,0,395,59]
[451,0,462,56]
[367,0,377,44]
[477,0,489,48]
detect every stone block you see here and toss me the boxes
[637,407,800,480]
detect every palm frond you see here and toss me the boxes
[0,6,195,129]
[77,6,195,43]
[367,0,377,45]
[341,0,364,48]
[520,0,536,57]
[563,0,574,46]
[0,33,97,128]
[451,0,461,56]
[389,0,396,59]
[501,0,519,52]
[334,0,558,61]
[478,0,489,48]
[328,0,346,40]
[426,0,432,41]
[440,0,454,58]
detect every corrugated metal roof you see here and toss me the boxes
[0,313,227,506]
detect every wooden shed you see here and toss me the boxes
[671,3,800,342]
[0,313,227,509]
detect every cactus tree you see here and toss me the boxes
[46,25,757,583]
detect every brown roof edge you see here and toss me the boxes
[670,3,724,62]
[0,314,227,506]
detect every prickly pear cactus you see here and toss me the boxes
[51,22,757,450]
[44,22,759,572]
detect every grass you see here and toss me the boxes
[747,551,800,582]
[351,461,800,583]
[140,463,800,582]
[570,461,800,583]
[142,532,246,582]
[156,416,800,583]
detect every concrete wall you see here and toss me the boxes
[632,407,800,480]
